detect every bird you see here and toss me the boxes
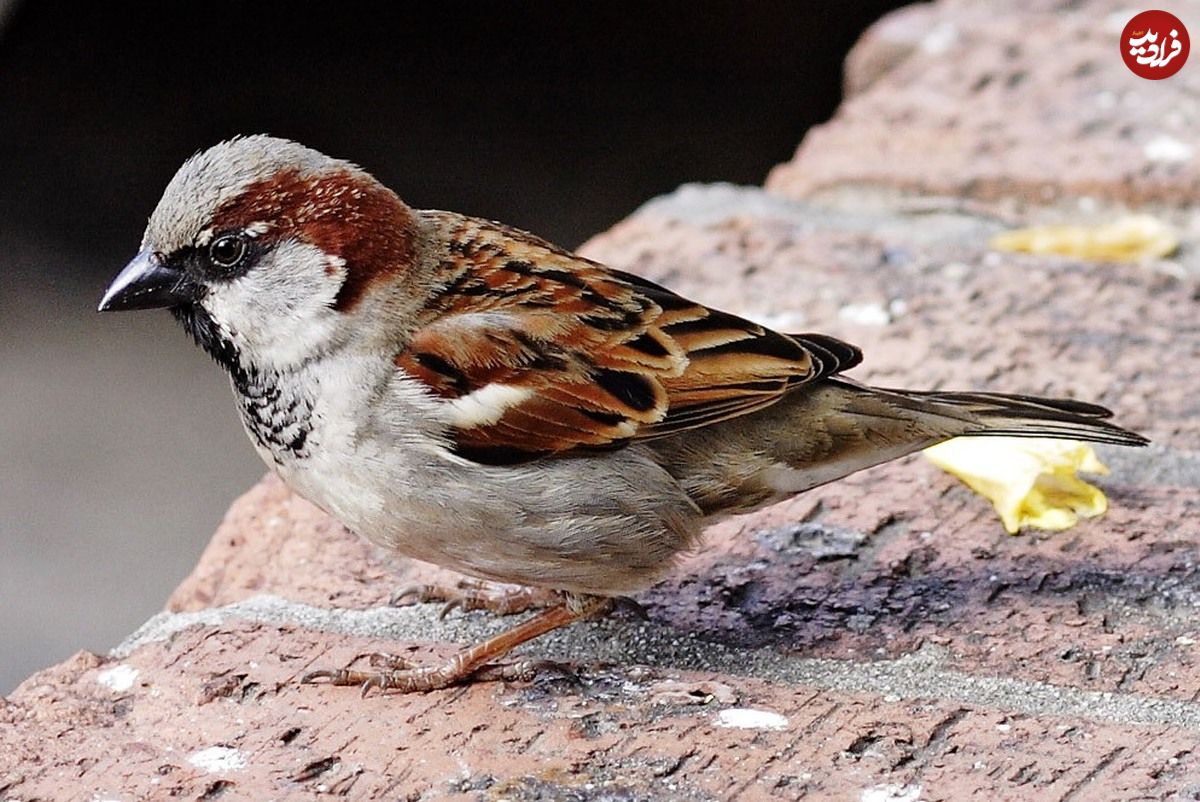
[99,135,1148,694]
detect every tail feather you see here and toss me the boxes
[872,386,1149,448]
[649,379,1147,517]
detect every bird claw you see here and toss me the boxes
[389,579,558,617]
[302,659,564,697]
[362,651,415,670]
[300,668,349,685]
[300,595,607,696]
[359,674,391,698]
[472,658,577,684]
[388,583,437,607]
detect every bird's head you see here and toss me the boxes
[99,135,423,371]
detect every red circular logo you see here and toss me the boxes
[1122,10,1189,79]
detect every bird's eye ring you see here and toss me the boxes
[209,233,248,270]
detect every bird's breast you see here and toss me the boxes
[233,368,315,464]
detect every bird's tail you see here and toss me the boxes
[647,379,1147,517]
[863,385,1149,448]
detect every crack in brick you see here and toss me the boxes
[1056,746,1126,802]
[198,779,235,800]
[1150,749,1192,780]
[1009,762,1039,785]
[920,707,969,757]
[292,756,339,783]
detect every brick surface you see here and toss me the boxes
[841,3,934,97]
[5,622,1200,801]
[768,0,1200,208]
[6,1,1200,799]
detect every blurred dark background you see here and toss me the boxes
[0,0,904,691]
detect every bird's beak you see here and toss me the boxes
[98,250,196,312]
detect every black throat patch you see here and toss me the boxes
[171,304,313,462]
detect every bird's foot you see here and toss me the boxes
[301,654,567,695]
[390,578,560,619]
[302,597,609,695]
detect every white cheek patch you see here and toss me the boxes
[202,238,345,367]
[448,383,533,428]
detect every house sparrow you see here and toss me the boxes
[99,136,1148,693]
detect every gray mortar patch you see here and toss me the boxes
[116,593,1200,731]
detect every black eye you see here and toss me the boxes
[209,233,248,270]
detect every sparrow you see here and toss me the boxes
[99,136,1148,693]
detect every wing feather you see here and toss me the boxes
[394,212,858,463]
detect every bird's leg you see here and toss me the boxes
[390,578,560,619]
[303,594,612,694]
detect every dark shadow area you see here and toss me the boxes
[640,485,1200,691]
[0,1,906,270]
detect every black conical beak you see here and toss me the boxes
[98,250,196,312]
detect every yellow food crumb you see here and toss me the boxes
[989,215,1178,261]
[923,437,1110,534]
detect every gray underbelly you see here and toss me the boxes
[282,443,706,596]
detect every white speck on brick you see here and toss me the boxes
[715,708,789,730]
[1144,135,1194,164]
[1176,635,1196,646]
[920,22,958,55]
[861,784,923,802]
[839,302,891,326]
[96,664,139,692]
[187,746,246,773]
[944,260,972,279]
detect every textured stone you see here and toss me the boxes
[9,624,1200,802]
[5,621,1200,801]
[769,0,1200,209]
[842,3,933,97]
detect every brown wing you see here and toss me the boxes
[395,212,855,464]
